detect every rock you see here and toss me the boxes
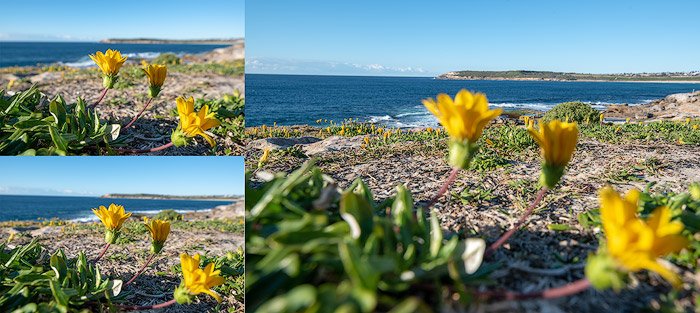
[303,136,366,155]
[248,136,322,150]
[29,72,62,83]
[29,226,61,237]
[212,202,244,219]
[604,91,700,120]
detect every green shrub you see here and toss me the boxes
[543,101,598,124]
[0,240,122,312]
[153,209,183,221]
[152,53,181,65]
[246,161,493,312]
[0,87,125,155]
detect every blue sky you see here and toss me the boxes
[0,0,244,41]
[0,157,245,196]
[247,0,700,76]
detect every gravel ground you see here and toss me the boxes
[0,207,244,313]
[245,126,700,313]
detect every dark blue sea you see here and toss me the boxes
[0,42,230,68]
[0,195,235,222]
[246,74,700,127]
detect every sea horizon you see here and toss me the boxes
[0,194,237,222]
[246,74,700,127]
[0,41,231,68]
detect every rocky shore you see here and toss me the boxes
[437,70,700,82]
[604,91,700,120]
[0,43,245,155]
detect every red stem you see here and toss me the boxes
[93,243,110,263]
[474,278,590,301]
[88,88,109,109]
[486,187,548,256]
[118,298,178,311]
[115,142,174,154]
[123,98,154,129]
[425,167,460,208]
[125,253,156,286]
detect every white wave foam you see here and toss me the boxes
[395,111,430,118]
[61,52,167,68]
[368,115,393,122]
[68,208,211,222]
[490,102,554,111]
[122,52,162,59]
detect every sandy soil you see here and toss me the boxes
[244,128,700,312]
[0,46,245,156]
[0,204,244,312]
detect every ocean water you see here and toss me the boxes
[0,42,230,68]
[246,74,700,128]
[0,195,235,222]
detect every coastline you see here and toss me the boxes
[0,200,243,224]
[0,43,245,155]
[435,77,700,84]
[99,38,243,45]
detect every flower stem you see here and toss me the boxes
[118,298,178,311]
[88,88,109,109]
[123,98,154,129]
[93,243,110,263]
[125,253,156,286]
[474,278,590,301]
[486,187,547,256]
[425,167,460,208]
[115,142,174,154]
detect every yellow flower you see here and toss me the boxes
[258,148,270,168]
[90,49,127,76]
[144,218,170,254]
[173,96,221,146]
[92,204,131,244]
[599,187,688,288]
[423,89,502,169]
[92,203,131,231]
[527,120,578,188]
[599,113,604,123]
[89,49,127,88]
[693,125,699,130]
[143,63,167,97]
[528,120,578,168]
[422,89,502,143]
[177,253,226,303]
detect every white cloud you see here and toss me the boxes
[246,58,431,76]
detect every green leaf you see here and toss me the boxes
[429,210,442,258]
[547,223,573,231]
[340,191,374,244]
[48,126,67,154]
[50,252,68,280]
[49,97,67,128]
[49,280,69,313]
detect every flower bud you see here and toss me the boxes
[171,129,190,147]
[448,140,479,170]
[540,163,565,189]
[584,252,626,291]
[690,182,700,200]
[103,75,117,89]
[148,85,162,98]
[151,241,164,254]
[174,285,193,304]
[104,229,119,244]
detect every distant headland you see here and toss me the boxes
[100,193,241,201]
[437,70,700,82]
[99,38,243,45]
